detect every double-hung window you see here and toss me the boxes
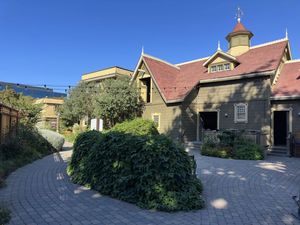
[234,103,248,123]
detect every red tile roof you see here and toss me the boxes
[232,22,249,33]
[140,39,288,103]
[272,61,300,97]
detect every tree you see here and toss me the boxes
[59,82,95,127]
[0,89,41,126]
[93,76,143,128]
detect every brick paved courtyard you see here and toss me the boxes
[1,144,300,225]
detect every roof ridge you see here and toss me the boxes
[176,56,210,66]
[142,53,180,70]
[250,38,288,49]
[285,59,300,64]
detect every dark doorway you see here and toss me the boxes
[274,111,288,146]
[200,112,218,130]
[140,77,151,103]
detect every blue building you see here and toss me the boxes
[0,81,66,98]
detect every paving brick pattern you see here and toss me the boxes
[1,143,300,225]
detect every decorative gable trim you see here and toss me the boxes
[202,51,239,67]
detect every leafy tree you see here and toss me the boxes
[59,82,95,127]
[0,89,41,126]
[93,76,143,128]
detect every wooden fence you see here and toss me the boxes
[0,103,19,144]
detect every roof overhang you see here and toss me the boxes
[226,30,254,41]
[270,95,300,101]
[82,73,117,82]
[199,70,274,84]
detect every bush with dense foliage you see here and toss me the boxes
[38,129,65,150]
[0,207,11,225]
[68,119,204,212]
[110,118,159,136]
[68,130,103,184]
[201,130,264,160]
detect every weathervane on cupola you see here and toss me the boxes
[235,7,243,23]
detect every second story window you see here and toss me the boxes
[217,64,224,71]
[210,65,217,73]
[140,77,151,103]
[210,63,232,73]
[224,63,230,71]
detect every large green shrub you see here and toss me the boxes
[38,129,65,151]
[110,118,159,136]
[68,130,102,184]
[201,130,264,160]
[69,126,204,211]
[234,138,264,160]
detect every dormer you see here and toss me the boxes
[226,21,253,56]
[203,50,240,73]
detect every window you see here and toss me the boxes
[210,63,232,73]
[234,103,248,123]
[217,64,224,71]
[210,65,217,73]
[224,63,230,71]
[152,113,160,129]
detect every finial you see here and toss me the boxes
[235,7,243,23]
[217,41,221,51]
[285,28,288,39]
[141,46,144,55]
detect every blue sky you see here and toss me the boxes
[0,0,299,92]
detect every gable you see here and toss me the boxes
[272,60,300,98]
[203,51,239,68]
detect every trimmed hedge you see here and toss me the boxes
[201,131,264,160]
[110,118,159,136]
[38,129,65,151]
[68,119,204,212]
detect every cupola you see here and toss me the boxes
[226,11,253,56]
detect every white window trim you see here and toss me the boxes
[210,65,217,73]
[234,103,248,123]
[210,63,232,73]
[152,113,161,129]
[224,63,230,71]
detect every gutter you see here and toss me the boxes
[199,70,274,84]
[270,95,300,100]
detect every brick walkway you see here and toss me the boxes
[1,144,300,225]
